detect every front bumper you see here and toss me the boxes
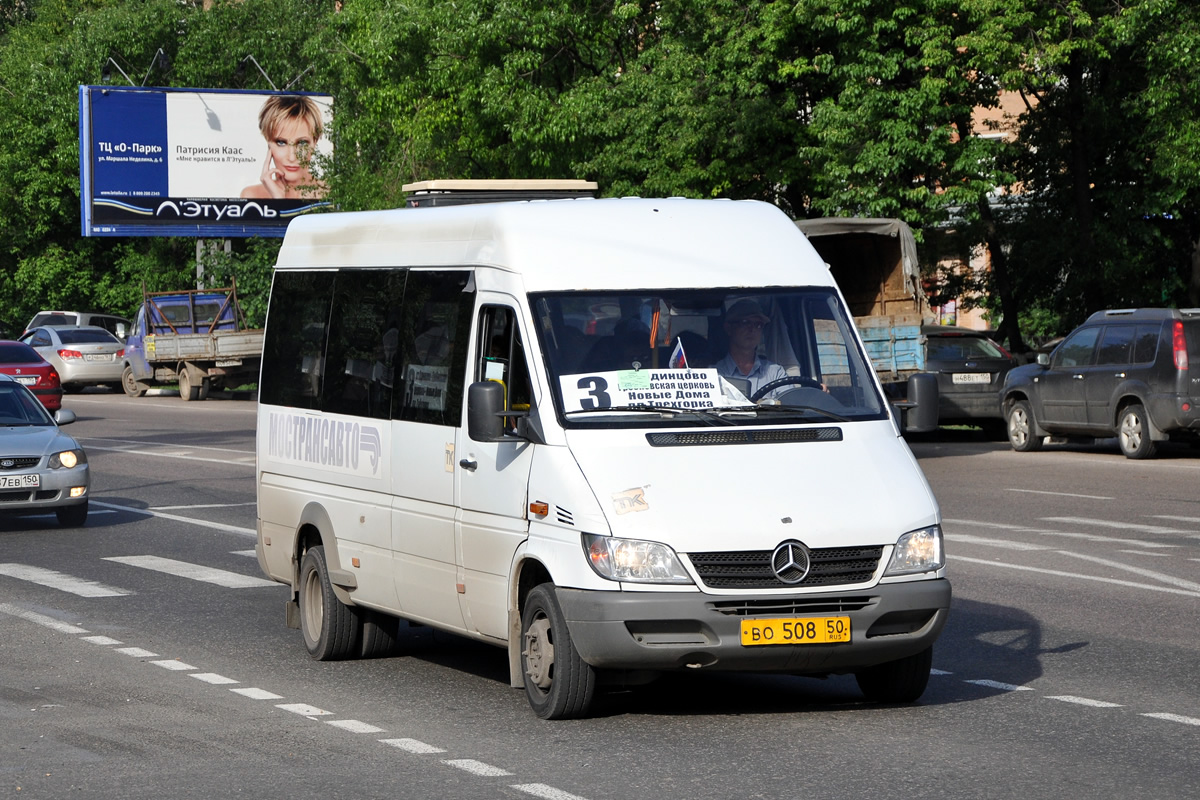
[0,465,90,513]
[556,578,950,674]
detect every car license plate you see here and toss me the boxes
[952,372,991,384]
[84,353,111,362]
[0,474,39,489]
[740,616,851,646]
[15,376,37,385]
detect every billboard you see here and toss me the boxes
[79,86,334,237]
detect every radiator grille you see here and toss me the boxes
[688,545,883,589]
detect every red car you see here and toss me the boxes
[0,340,63,410]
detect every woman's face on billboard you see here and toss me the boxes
[267,116,316,183]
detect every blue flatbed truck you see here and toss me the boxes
[121,286,265,401]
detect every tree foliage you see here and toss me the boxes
[1,0,1198,344]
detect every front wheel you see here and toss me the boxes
[298,545,362,660]
[1006,399,1043,452]
[1118,404,1157,459]
[121,366,147,398]
[855,646,933,703]
[521,583,596,720]
[55,501,88,528]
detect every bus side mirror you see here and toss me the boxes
[903,373,939,433]
[467,381,506,442]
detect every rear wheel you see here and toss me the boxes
[55,501,88,528]
[1006,399,1043,452]
[520,583,596,720]
[298,546,362,660]
[121,366,147,398]
[1118,404,1156,459]
[855,646,933,703]
[179,368,201,401]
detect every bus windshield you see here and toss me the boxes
[530,288,888,426]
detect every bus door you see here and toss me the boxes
[454,301,536,640]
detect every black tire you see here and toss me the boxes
[62,384,85,394]
[520,583,596,720]
[855,646,933,703]
[1117,404,1157,459]
[179,368,201,401]
[360,609,402,658]
[121,366,147,398]
[1006,399,1043,452]
[55,501,88,528]
[197,377,211,401]
[298,546,362,660]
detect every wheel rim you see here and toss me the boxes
[1120,412,1143,452]
[302,566,324,642]
[523,614,554,690]
[1009,408,1029,446]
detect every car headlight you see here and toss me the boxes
[884,525,944,576]
[582,533,693,584]
[49,449,87,469]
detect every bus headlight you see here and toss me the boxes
[884,525,944,576]
[582,533,693,584]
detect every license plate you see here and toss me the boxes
[84,353,111,362]
[740,616,851,646]
[15,376,37,385]
[0,474,39,489]
[952,372,990,384]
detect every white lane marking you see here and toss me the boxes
[103,556,276,588]
[944,519,1177,548]
[952,555,1200,599]
[380,738,446,754]
[116,647,158,658]
[443,759,512,777]
[512,784,591,800]
[1152,515,1200,524]
[231,687,284,700]
[1054,551,1200,592]
[0,603,90,633]
[1117,549,1171,558]
[1142,712,1200,727]
[152,502,257,510]
[931,669,953,675]
[0,564,131,597]
[965,679,1033,692]
[277,703,332,717]
[80,635,123,645]
[191,673,238,685]
[231,550,257,558]
[945,534,1049,551]
[1007,488,1113,500]
[1042,516,1198,535]
[151,659,196,671]
[327,719,385,734]
[80,441,255,467]
[1046,695,1122,708]
[90,501,255,537]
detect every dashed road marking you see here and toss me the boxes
[965,679,1033,692]
[116,647,158,658]
[513,785,591,800]
[89,500,256,537]
[951,556,1200,599]
[0,603,89,633]
[1047,695,1122,708]
[327,719,385,734]
[103,555,276,588]
[1042,516,1199,535]
[191,672,238,685]
[1142,712,1200,726]
[231,687,283,700]
[380,738,446,754]
[0,564,131,597]
[151,659,196,671]
[444,759,512,777]
[277,702,332,717]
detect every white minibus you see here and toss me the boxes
[255,185,949,719]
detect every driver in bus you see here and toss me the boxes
[715,298,789,400]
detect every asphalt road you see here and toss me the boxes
[2,394,1198,799]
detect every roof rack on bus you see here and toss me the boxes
[401,179,599,208]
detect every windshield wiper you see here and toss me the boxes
[749,404,850,422]
[563,405,738,426]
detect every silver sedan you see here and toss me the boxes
[21,325,125,392]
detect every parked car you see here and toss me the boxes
[922,325,1016,430]
[0,341,63,410]
[1000,308,1200,458]
[0,374,89,527]
[21,325,125,393]
[24,310,131,341]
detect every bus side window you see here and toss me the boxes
[260,271,336,410]
[476,306,533,431]
[322,269,406,420]
[395,270,475,426]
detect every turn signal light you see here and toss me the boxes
[529,502,549,517]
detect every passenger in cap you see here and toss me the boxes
[715,298,789,400]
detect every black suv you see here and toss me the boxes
[1000,308,1200,458]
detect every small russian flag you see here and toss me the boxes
[668,337,688,369]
